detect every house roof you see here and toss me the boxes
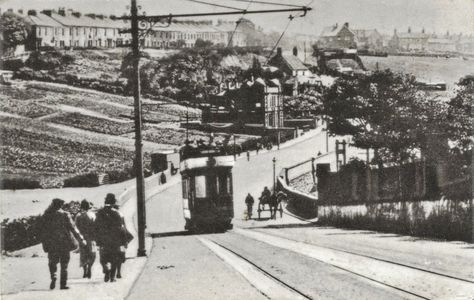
[281,54,309,71]
[397,32,430,39]
[320,25,339,37]
[50,12,128,28]
[152,22,221,33]
[25,13,63,27]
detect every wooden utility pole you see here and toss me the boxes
[131,0,147,257]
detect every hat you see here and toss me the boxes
[80,199,91,210]
[105,193,117,205]
[51,198,65,210]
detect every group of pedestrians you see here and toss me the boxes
[40,193,133,290]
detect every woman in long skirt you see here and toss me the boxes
[75,200,97,278]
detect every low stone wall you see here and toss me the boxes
[318,198,473,242]
[277,171,318,219]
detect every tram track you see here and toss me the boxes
[234,228,474,300]
[252,228,474,284]
[199,237,312,300]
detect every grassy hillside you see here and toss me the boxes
[0,80,203,188]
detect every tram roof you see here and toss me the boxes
[180,156,234,172]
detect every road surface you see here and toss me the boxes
[128,130,474,300]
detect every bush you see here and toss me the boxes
[63,173,99,188]
[1,58,24,71]
[106,169,134,184]
[0,178,41,190]
[25,50,75,70]
[1,201,84,252]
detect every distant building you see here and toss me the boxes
[203,78,283,129]
[456,35,474,54]
[19,8,130,50]
[352,29,383,50]
[268,47,310,76]
[268,47,321,96]
[426,37,456,53]
[318,22,356,49]
[390,27,430,51]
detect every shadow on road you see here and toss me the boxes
[244,222,318,230]
[149,231,191,238]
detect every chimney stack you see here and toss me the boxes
[58,7,65,16]
[42,9,52,17]
[28,10,37,16]
[277,47,282,56]
[18,9,24,15]
[344,22,349,28]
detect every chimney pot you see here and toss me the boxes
[28,9,37,16]
[344,22,349,28]
[42,9,52,17]
[277,47,282,56]
[18,9,24,14]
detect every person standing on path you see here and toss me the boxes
[95,194,123,283]
[247,150,250,161]
[245,193,255,219]
[75,200,97,279]
[41,198,86,290]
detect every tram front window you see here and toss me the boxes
[194,175,207,198]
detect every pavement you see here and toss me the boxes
[0,171,179,300]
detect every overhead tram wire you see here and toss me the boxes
[266,16,293,61]
[226,0,305,8]
[227,0,254,47]
[184,0,245,11]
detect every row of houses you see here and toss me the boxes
[317,22,474,54]
[3,8,249,50]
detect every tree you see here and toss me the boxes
[323,70,450,164]
[176,39,186,49]
[0,12,27,50]
[446,75,474,152]
[194,38,213,48]
[284,90,323,119]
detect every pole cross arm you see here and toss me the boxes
[117,6,311,21]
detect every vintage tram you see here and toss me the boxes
[179,140,235,232]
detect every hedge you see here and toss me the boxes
[1,201,84,252]
[0,178,41,190]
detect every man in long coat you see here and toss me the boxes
[41,198,86,290]
[95,193,123,282]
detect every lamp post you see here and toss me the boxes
[272,157,276,192]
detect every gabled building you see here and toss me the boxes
[352,29,383,50]
[268,47,310,77]
[318,22,356,49]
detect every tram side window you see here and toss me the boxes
[194,175,206,198]
[217,173,232,195]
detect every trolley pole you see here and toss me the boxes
[131,0,147,257]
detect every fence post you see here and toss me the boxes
[311,157,316,183]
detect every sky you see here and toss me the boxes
[1,0,473,36]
